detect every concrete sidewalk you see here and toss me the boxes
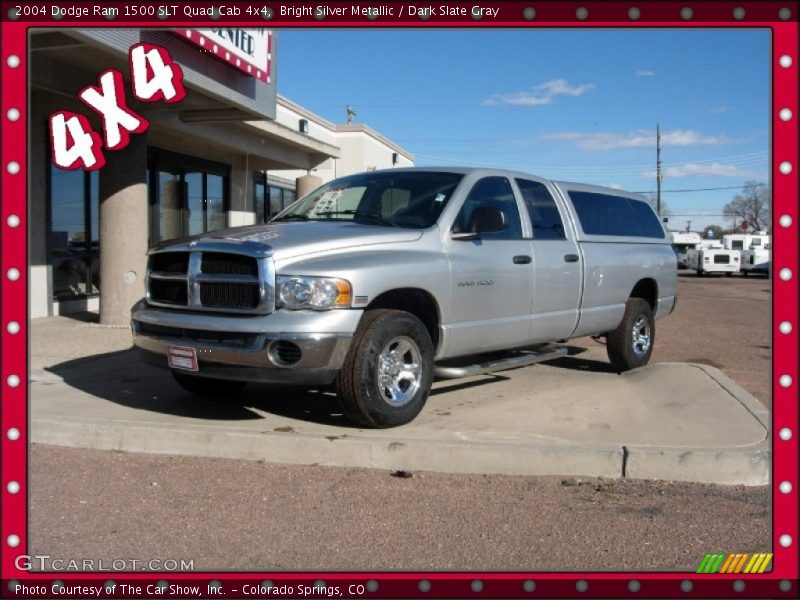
[29,315,770,485]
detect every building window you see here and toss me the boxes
[49,167,100,299]
[147,148,230,246]
[253,172,296,221]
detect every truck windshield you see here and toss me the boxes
[273,171,463,229]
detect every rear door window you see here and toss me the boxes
[515,179,566,240]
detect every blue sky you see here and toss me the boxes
[277,28,770,232]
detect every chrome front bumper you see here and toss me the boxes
[131,301,360,385]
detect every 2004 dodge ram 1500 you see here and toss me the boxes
[132,167,677,427]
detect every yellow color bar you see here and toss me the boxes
[757,553,773,574]
[744,554,761,573]
[744,554,758,573]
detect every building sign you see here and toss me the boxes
[180,29,272,83]
[49,44,186,171]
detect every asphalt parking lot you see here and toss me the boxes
[28,271,772,571]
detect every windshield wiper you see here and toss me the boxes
[316,210,399,227]
[272,214,309,221]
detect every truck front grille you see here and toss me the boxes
[714,255,731,264]
[150,252,190,274]
[200,282,260,309]
[146,247,274,314]
[201,253,258,276]
[149,279,188,305]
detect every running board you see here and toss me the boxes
[433,345,569,379]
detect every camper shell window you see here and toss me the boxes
[567,191,666,238]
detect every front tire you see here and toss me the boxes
[606,298,655,373]
[337,309,434,428]
[172,372,246,398]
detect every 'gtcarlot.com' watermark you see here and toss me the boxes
[15,555,194,571]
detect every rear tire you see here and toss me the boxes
[725,272,733,277]
[606,298,655,373]
[337,309,434,428]
[172,372,246,398]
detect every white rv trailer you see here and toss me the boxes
[740,247,771,276]
[722,232,770,251]
[670,231,704,268]
[723,233,770,275]
[686,245,741,276]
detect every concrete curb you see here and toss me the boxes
[623,363,770,486]
[32,418,626,479]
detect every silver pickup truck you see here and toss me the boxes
[132,167,677,427]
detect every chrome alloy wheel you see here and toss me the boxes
[631,315,652,358]
[376,336,422,407]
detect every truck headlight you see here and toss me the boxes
[277,276,352,310]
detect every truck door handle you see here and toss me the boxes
[513,255,532,264]
[564,254,579,263]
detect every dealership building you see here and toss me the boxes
[29,28,413,323]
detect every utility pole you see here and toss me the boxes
[656,124,662,217]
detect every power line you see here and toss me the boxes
[631,183,767,194]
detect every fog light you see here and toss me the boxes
[268,340,302,366]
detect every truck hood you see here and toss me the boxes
[165,221,423,260]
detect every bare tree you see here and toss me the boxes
[724,182,770,231]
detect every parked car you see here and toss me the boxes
[132,168,677,427]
